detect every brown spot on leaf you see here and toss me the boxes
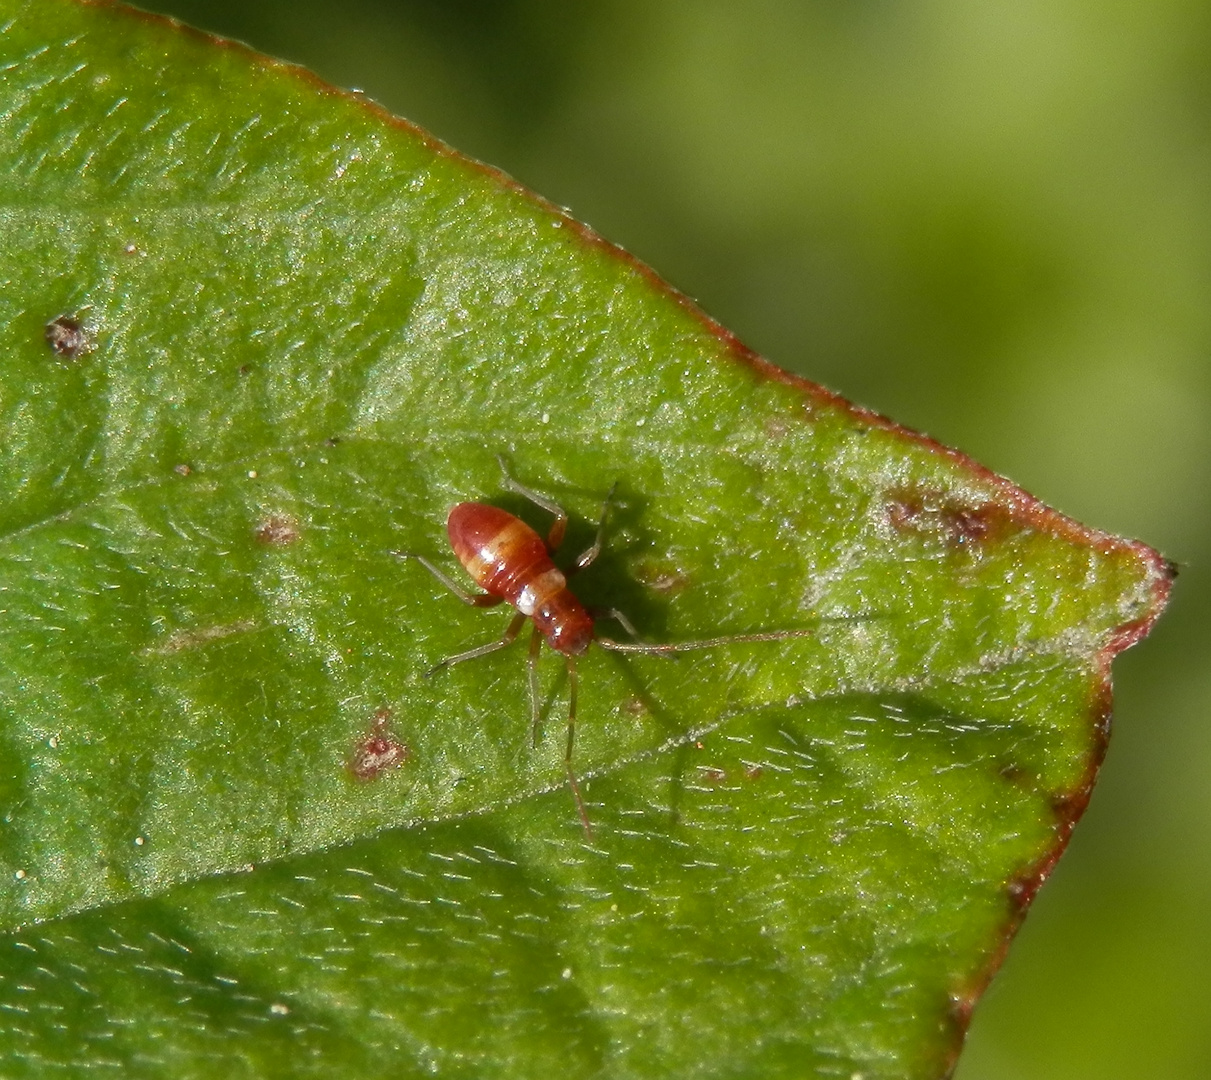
[697,766,727,784]
[44,314,93,359]
[743,763,764,782]
[255,515,300,546]
[996,761,1029,785]
[350,708,409,781]
[173,463,193,476]
[885,487,1018,548]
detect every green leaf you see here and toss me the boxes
[0,1,1170,1076]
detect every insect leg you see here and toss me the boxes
[563,655,594,840]
[569,481,618,575]
[395,552,504,608]
[427,611,527,675]
[497,456,568,551]
[591,606,645,641]
[527,624,543,747]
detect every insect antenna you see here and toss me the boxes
[595,626,818,654]
[592,604,821,653]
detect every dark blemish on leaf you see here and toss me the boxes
[323,436,341,447]
[1006,876,1033,908]
[149,619,256,655]
[349,708,409,782]
[255,515,300,546]
[996,761,1028,785]
[885,488,1017,548]
[1050,790,1086,824]
[44,314,93,359]
[238,364,252,376]
[696,766,727,784]
[743,763,764,782]
[173,463,193,476]
[620,697,648,719]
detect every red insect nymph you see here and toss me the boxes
[447,503,594,656]
[399,458,815,838]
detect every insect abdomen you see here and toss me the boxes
[447,502,593,655]
[447,502,560,606]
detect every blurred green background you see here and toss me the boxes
[125,1,1208,1075]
